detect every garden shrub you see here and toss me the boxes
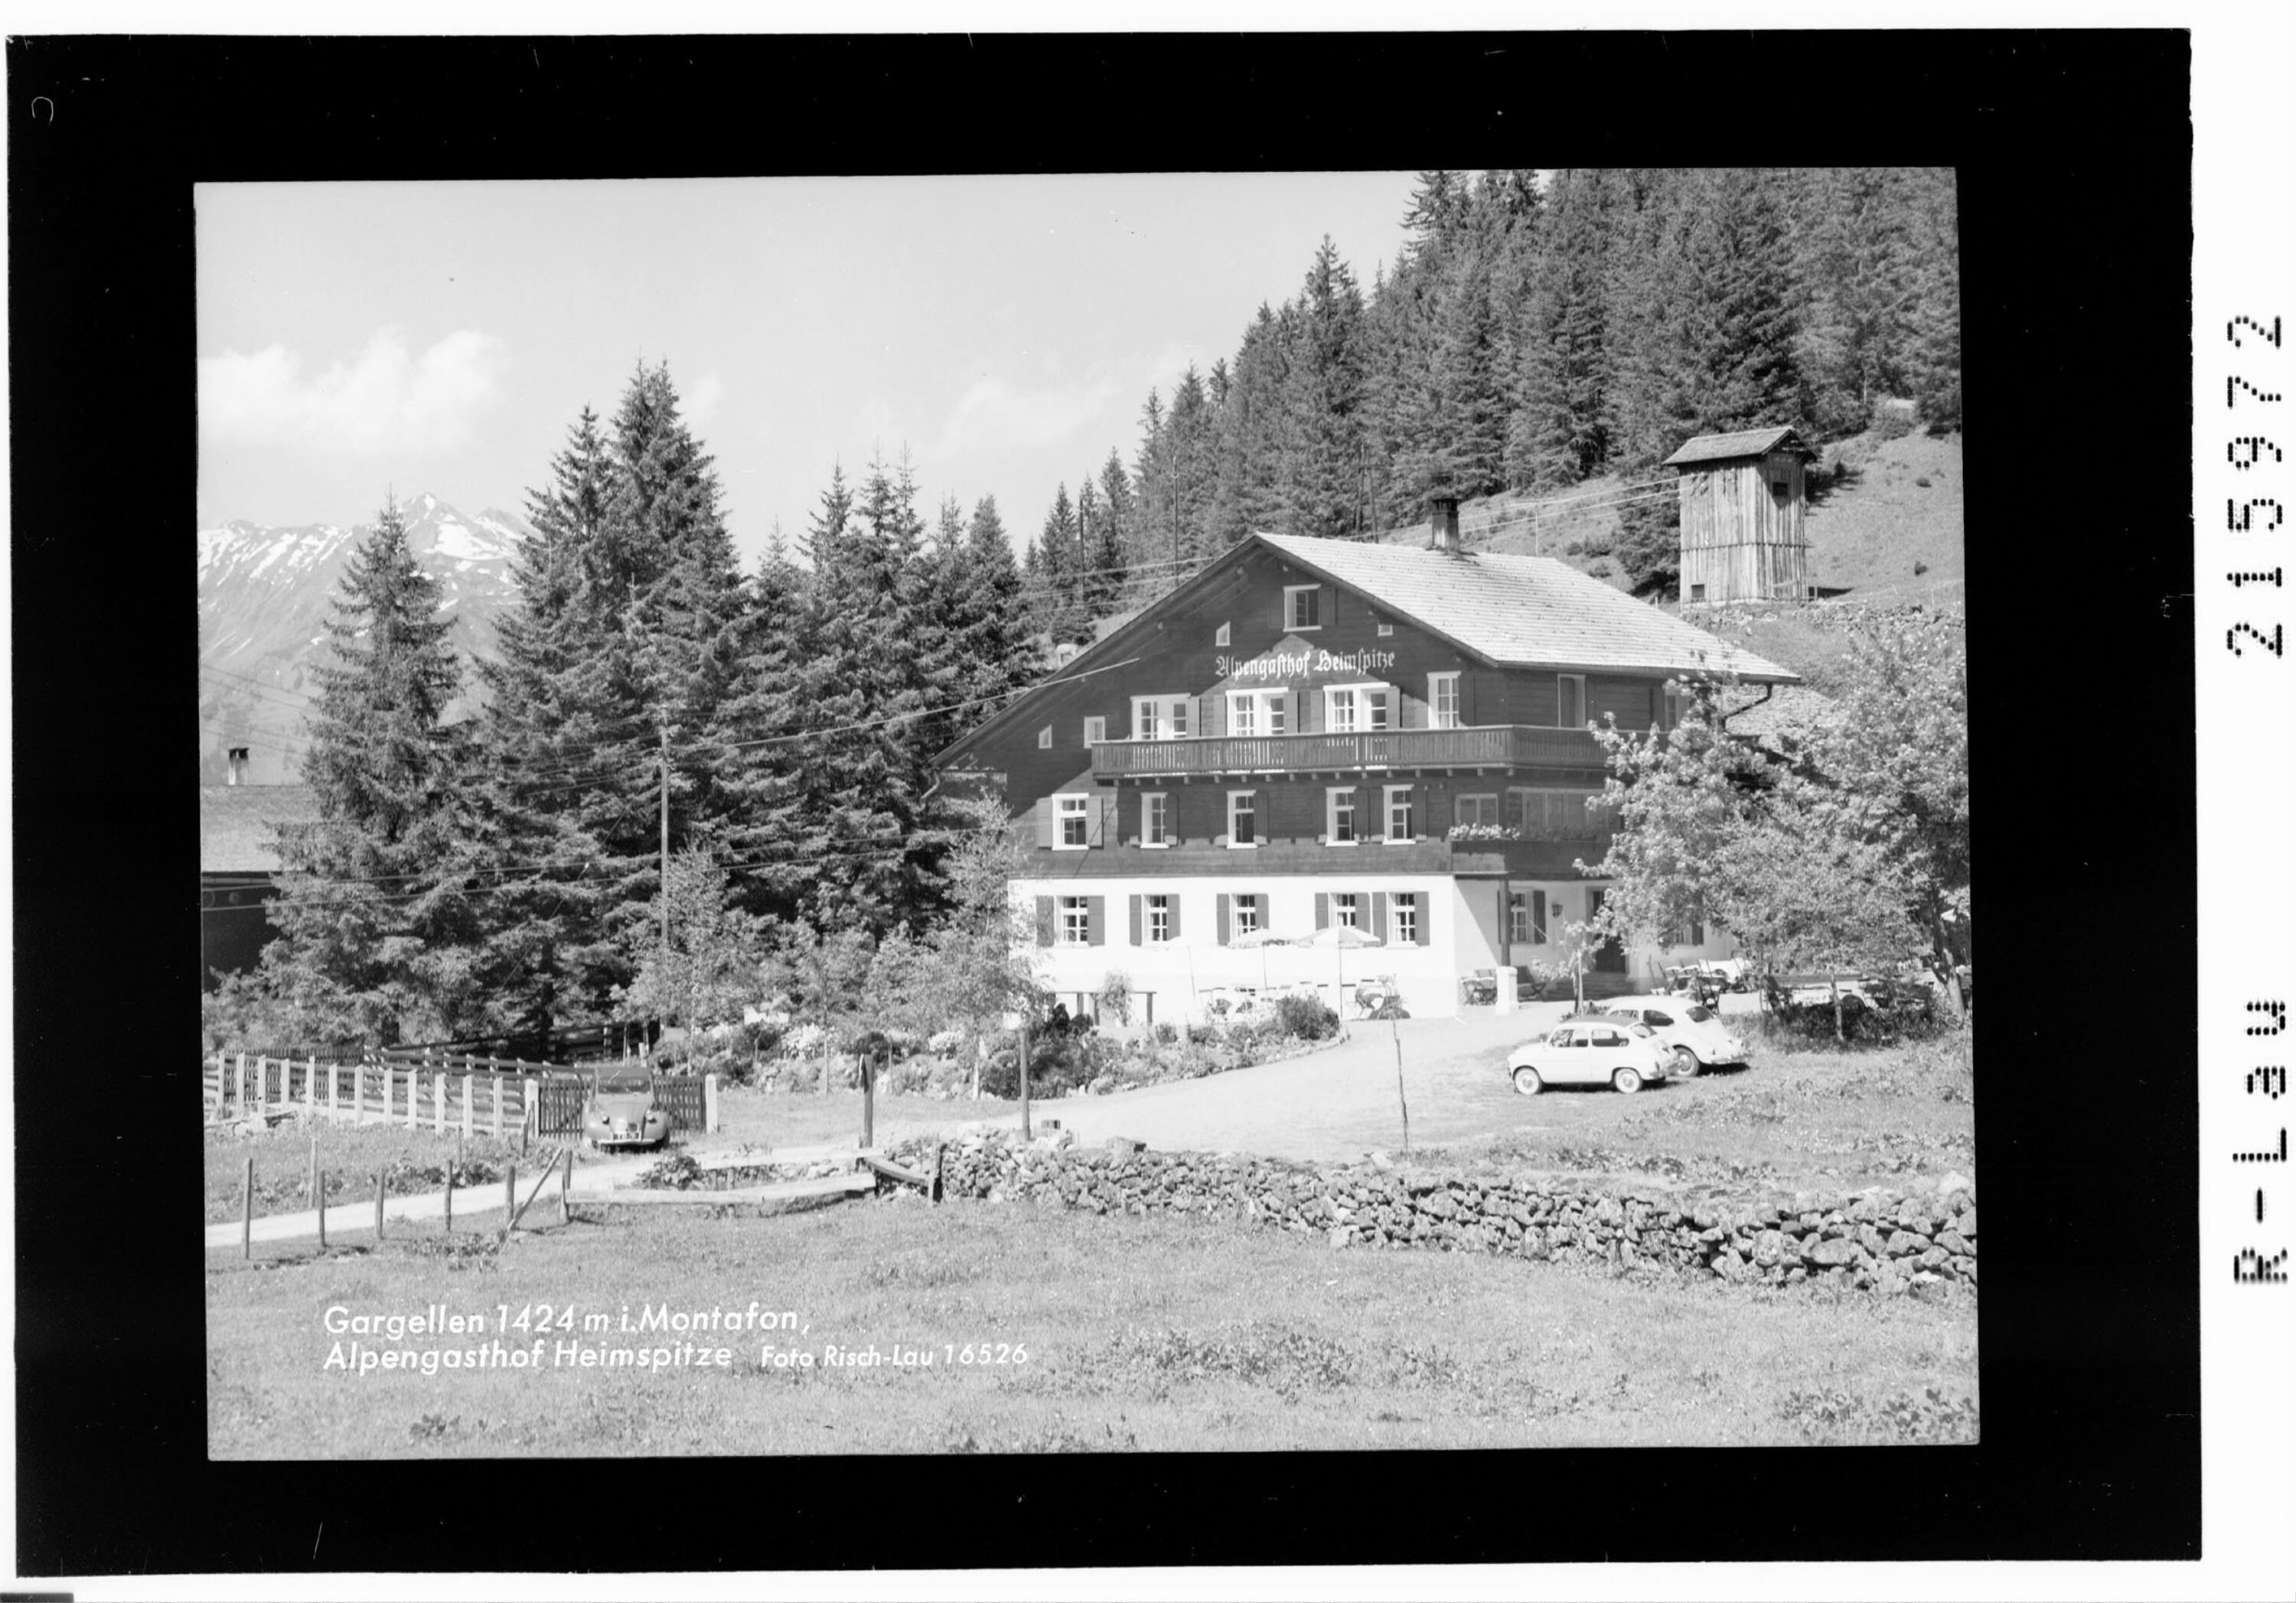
[1270,993,1341,1042]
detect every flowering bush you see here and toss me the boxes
[1446,823,1521,842]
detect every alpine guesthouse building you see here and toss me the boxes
[937,472,1801,1025]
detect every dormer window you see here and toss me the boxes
[1284,585,1322,630]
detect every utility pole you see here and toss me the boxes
[657,721,671,978]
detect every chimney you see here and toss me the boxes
[227,746,249,787]
[1430,496,1459,550]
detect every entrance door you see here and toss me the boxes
[1586,889,1627,973]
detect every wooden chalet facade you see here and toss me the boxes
[937,516,1800,1022]
[1665,425,1815,605]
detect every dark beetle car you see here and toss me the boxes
[583,1061,673,1152]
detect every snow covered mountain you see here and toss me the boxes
[197,494,530,784]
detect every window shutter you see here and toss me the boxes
[1202,692,1221,738]
[1097,792,1117,846]
[1290,689,1305,735]
[1415,898,1432,946]
[1533,890,1548,944]
[1168,896,1182,940]
[1217,894,1232,946]
[1371,891,1388,943]
[1129,894,1142,946]
[1314,892,1330,930]
[1086,896,1104,946]
[1034,797,1055,849]
[1034,896,1055,947]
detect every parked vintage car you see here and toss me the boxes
[1507,1017,1671,1096]
[1600,995,1750,1078]
[582,1061,673,1152]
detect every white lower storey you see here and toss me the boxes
[1013,872,1742,1025]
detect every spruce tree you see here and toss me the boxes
[468,408,625,1038]
[1508,168,1619,487]
[791,454,946,936]
[1032,483,1087,647]
[261,499,480,1045]
[1161,365,1220,562]
[705,526,815,923]
[954,494,1041,723]
[1904,168,1962,431]
[1279,237,1370,538]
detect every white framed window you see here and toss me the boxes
[1141,791,1169,847]
[1037,725,1053,749]
[1456,793,1500,829]
[1508,788,1596,836]
[1058,896,1090,945]
[1146,894,1172,944]
[1688,584,1707,603]
[1663,894,1708,948]
[1333,892,1361,929]
[1233,893,1262,937]
[1083,715,1107,746]
[1226,790,1258,848]
[1393,892,1419,945]
[1324,683,1391,733]
[1377,622,1394,637]
[1662,684,1689,728]
[1326,787,1358,845]
[1284,584,1322,630]
[1557,673,1587,728]
[1384,784,1416,842]
[1215,621,1231,647]
[1130,694,1191,741]
[1509,888,1548,944]
[1056,794,1091,849]
[1428,672,1461,729]
[1227,688,1289,738]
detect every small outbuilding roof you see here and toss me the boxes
[1662,425,1813,468]
[200,784,321,873]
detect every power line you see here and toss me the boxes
[197,827,965,917]
[502,653,1146,796]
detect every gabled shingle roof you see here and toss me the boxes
[200,784,321,873]
[1662,425,1812,467]
[1255,533,1802,682]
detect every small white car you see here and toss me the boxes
[1600,996,1751,1079]
[1508,1018,1671,1096]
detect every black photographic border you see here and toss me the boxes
[8,27,2195,1579]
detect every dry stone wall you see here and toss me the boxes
[893,1131,1976,1296]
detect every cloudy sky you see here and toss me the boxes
[197,174,1420,567]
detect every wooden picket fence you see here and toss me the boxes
[203,1053,720,1139]
[204,1052,540,1140]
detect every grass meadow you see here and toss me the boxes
[207,1172,1976,1458]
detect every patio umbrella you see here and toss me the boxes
[1303,924,1386,1023]
[1229,925,1303,999]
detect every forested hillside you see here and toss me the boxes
[1019,167,1960,632]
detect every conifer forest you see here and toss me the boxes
[208,168,1963,1051]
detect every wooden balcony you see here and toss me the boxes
[1022,833,1613,881]
[1088,723,1605,781]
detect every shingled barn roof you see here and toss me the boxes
[1254,532,1801,682]
[1662,425,1814,468]
[199,784,321,874]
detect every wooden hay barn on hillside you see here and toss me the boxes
[1663,425,1814,604]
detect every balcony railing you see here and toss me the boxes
[1088,722,1604,780]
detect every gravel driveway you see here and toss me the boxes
[991,1001,1632,1162]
